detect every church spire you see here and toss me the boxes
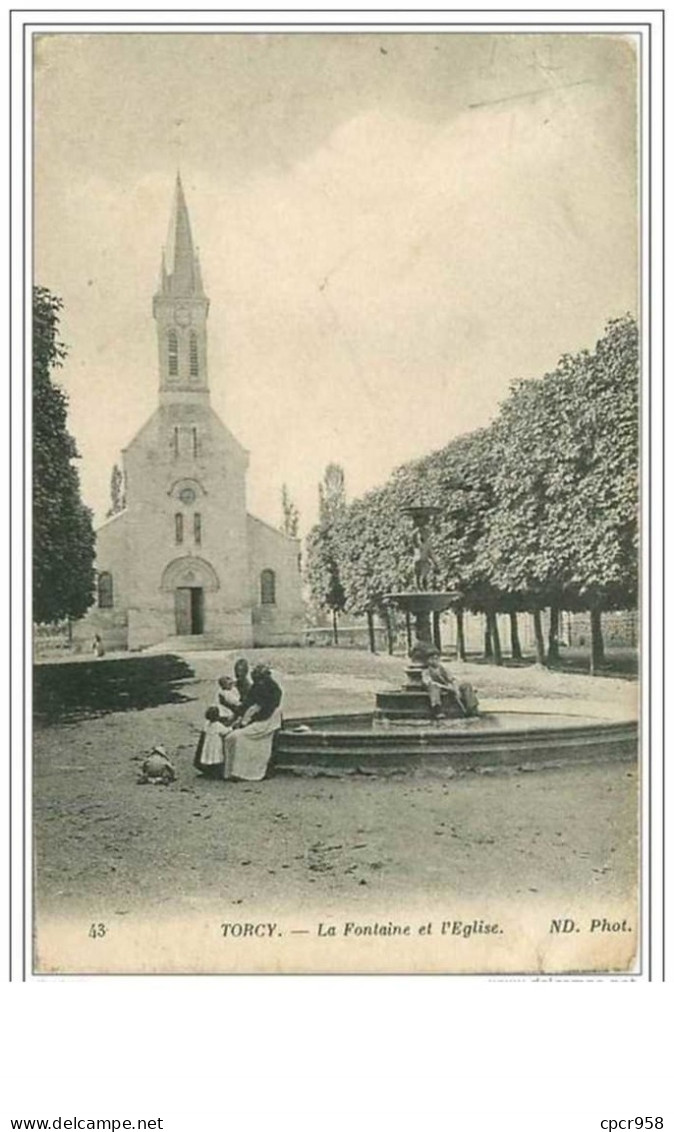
[153,174,210,397]
[161,172,203,297]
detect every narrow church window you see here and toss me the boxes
[192,426,199,457]
[175,513,184,545]
[189,331,199,378]
[97,572,113,609]
[194,513,202,545]
[260,568,276,605]
[168,329,179,377]
[173,426,180,457]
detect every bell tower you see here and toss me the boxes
[74,171,303,654]
[152,173,210,399]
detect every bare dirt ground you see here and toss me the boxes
[33,648,638,926]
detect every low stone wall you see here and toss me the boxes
[304,626,387,650]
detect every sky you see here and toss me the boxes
[34,31,638,533]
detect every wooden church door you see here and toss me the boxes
[175,587,192,634]
[175,586,205,634]
[191,588,204,634]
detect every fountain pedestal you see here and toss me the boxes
[375,590,462,721]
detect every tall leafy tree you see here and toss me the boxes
[332,430,503,658]
[335,486,405,608]
[318,463,346,524]
[106,462,126,518]
[280,483,300,538]
[333,483,409,653]
[305,463,347,642]
[481,315,639,670]
[33,286,96,624]
[332,315,638,671]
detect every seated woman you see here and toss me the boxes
[422,652,478,718]
[233,657,253,705]
[223,664,283,782]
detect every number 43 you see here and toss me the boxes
[88,922,107,939]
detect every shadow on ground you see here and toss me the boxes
[33,654,196,724]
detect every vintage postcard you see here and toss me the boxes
[26,22,651,975]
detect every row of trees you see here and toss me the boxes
[306,316,639,671]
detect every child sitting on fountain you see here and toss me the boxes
[422,652,478,718]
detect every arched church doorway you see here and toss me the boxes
[175,587,204,635]
[160,556,220,637]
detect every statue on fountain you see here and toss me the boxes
[412,520,438,591]
[376,503,479,722]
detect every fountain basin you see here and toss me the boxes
[272,711,637,773]
[383,591,459,614]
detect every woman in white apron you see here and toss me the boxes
[224,664,283,782]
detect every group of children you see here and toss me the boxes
[137,658,283,786]
[194,658,252,776]
[194,657,285,780]
[140,649,473,788]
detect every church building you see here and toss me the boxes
[76,175,304,651]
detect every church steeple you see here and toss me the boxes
[153,174,210,397]
[162,172,204,297]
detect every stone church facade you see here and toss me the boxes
[75,175,304,651]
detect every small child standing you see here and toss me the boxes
[193,705,229,777]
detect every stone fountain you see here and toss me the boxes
[375,505,463,721]
[272,506,636,773]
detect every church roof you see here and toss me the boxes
[247,511,301,543]
[160,172,204,297]
[96,506,128,533]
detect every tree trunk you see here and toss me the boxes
[405,611,413,653]
[366,609,376,654]
[332,608,339,646]
[547,604,561,666]
[590,608,605,675]
[532,609,546,666]
[385,608,395,656]
[455,609,466,662]
[509,611,522,660]
[487,611,503,666]
[432,611,442,653]
[483,615,493,659]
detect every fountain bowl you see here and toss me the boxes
[272,710,637,774]
[383,590,459,614]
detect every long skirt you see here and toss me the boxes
[194,726,229,777]
[223,708,282,781]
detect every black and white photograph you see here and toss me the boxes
[29,24,645,975]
